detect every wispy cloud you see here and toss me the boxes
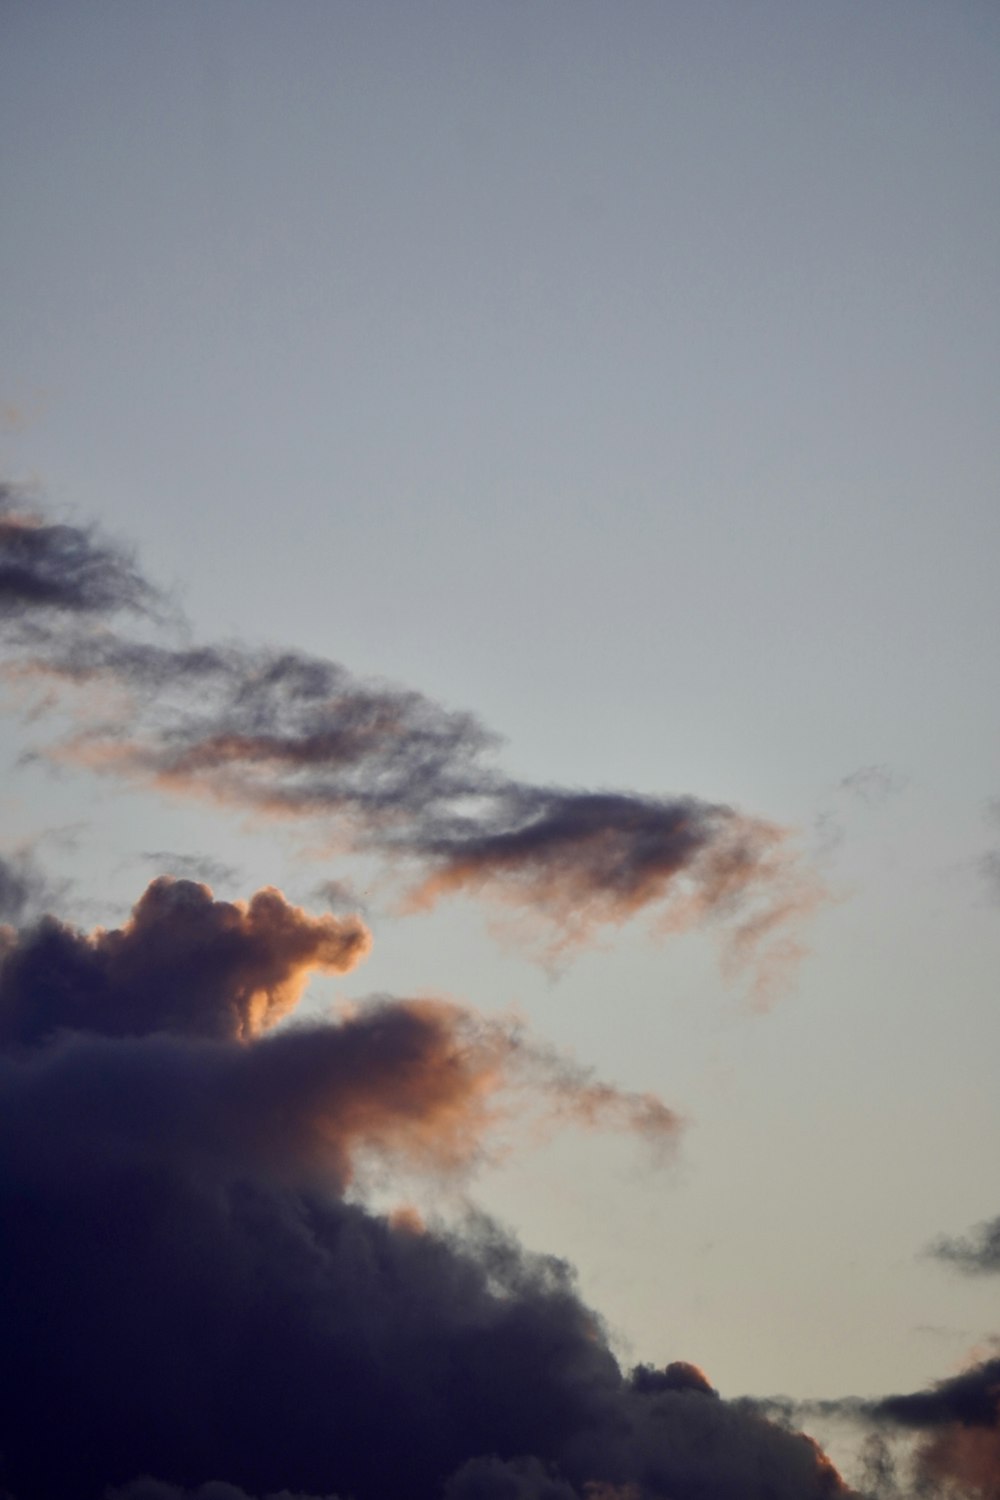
[929,1214,1000,1278]
[0,481,161,635]
[0,489,826,1000]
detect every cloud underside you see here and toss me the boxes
[0,875,848,1500]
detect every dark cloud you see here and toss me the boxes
[866,1360,1000,1498]
[0,877,848,1500]
[0,845,54,924]
[442,1455,580,1499]
[0,482,158,631]
[630,1361,718,1398]
[759,1358,1000,1434]
[929,1215,1000,1277]
[761,1356,1000,1498]
[0,877,372,1047]
[870,1359,1000,1431]
[105,1485,341,1500]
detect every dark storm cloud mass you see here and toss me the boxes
[0,878,849,1500]
[106,1486,341,1500]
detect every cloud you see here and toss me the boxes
[629,1362,718,1397]
[929,1215,1000,1277]
[105,1486,342,1500]
[869,1358,1000,1431]
[18,629,824,996]
[865,1359,1000,1499]
[837,766,906,806]
[405,788,823,991]
[0,844,56,925]
[140,851,243,889]
[759,1354,1000,1498]
[0,482,159,633]
[0,486,849,1496]
[0,875,848,1500]
[313,877,369,915]
[0,484,831,996]
[0,877,372,1047]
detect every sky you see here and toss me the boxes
[1,3,999,1497]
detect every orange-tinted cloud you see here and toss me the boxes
[224,996,682,1190]
[410,797,825,1000]
[0,876,372,1047]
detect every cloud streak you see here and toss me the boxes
[1,513,825,996]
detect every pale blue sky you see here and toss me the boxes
[2,1,999,1472]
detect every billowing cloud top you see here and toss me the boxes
[0,877,371,1047]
